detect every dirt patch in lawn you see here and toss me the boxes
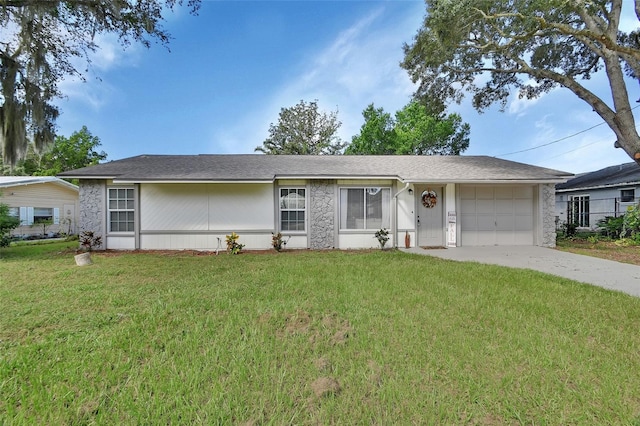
[556,240,640,266]
[276,310,354,346]
[310,377,341,398]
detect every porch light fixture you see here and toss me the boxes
[408,188,413,195]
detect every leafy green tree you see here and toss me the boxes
[0,0,201,169]
[345,104,396,155]
[0,200,19,247]
[346,101,470,155]
[1,142,41,176]
[394,102,470,155]
[402,0,640,162]
[35,126,107,175]
[256,100,347,155]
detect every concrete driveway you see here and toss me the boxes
[402,246,640,297]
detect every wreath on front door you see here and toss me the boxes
[421,189,437,208]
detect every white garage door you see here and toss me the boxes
[460,185,534,246]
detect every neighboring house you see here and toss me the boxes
[0,176,80,237]
[58,155,571,251]
[556,162,640,229]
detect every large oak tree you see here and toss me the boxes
[0,0,200,168]
[402,0,640,162]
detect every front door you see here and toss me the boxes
[416,185,444,247]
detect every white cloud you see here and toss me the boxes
[507,90,546,117]
[57,32,142,111]
[210,4,422,153]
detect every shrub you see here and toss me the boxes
[597,216,625,239]
[272,232,287,252]
[586,234,599,244]
[0,202,20,248]
[622,204,640,239]
[374,228,390,249]
[32,218,53,237]
[225,232,245,254]
[557,221,577,239]
[79,231,102,252]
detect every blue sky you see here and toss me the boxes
[55,0,639,174]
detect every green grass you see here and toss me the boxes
[2,242,640,424]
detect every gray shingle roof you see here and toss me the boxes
[57,154,572,183]
[556,162,640,191]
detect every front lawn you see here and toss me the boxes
[1,242,640,424]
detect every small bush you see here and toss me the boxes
[374,228,390,249]
[0,202,20,248]
[586,235,600,244]
[623,203,640,238]
[556,222,578,241]
[272,232,287,252]
[597,216,625,239]
[225,232,245,254]
[79,231,102,252]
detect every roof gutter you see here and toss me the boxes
[112,179,275,184]
[1,178,78,191]
[556,181,640,192]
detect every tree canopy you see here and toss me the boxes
[346,102,470,155]
[2,126,107,176]
[345,104,396,155]
[0,0,200,169]
[255,100,347,155]
[402,0,640,162]
[37,126,107,175]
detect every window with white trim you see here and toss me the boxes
[108,188,135,232]
[279,188,306,232]
[34,207,54,223]
[340,187,390,230]
[16,207,59,225]
[568,195,589,227]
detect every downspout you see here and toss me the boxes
[392,182,411,248]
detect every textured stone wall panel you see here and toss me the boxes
[309,180,335,249]
[79,180,105,250]
[541,183,556,247]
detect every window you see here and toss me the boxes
[33,207,54,223]
[108,188,135,232]
[620,189,635,203]
[280,188,305,232]
[17,207,59,225]
[568,195,589,227]
[340,187,390,230]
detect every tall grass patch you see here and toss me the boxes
[1,244,640,423]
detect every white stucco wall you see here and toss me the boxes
[339,233,394,250]
[139,183,274,250]
[141,183,274,232]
